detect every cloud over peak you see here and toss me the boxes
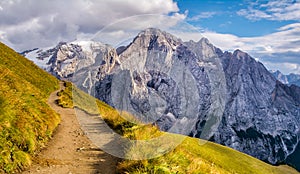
[0,0,182,51]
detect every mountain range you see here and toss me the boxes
[22,28,300,171]
[1,41,297,173]
[271,70,300,87]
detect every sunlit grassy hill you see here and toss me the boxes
[0,43,60,173]
[58,82,299,174]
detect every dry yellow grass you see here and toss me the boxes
[0,43,60,173]
[57,74,299,174]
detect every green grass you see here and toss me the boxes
[57,82,299,174]
[56,82,74,108]
[56,81,99,114]
[0,42,60,173]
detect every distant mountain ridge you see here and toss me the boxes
[271,70,300,87]
[22,28,300,171]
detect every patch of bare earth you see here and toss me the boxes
[22,82,119,174]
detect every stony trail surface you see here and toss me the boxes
[22,82,119,174]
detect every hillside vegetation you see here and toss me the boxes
[58,82,299,174]
[0,43,60,173]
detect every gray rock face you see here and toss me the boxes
[24,41,119,95]
[215,50,300,164]
[271,70,300,87]
[23,28,300,169]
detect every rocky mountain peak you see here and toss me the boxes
[132,28,182,51]
[271,70,300,87]
[233,49,250,59]
[198,37,211,45]
[138,28,181,42]
[138,28,163,36]
[119,28,183,73]
[184,37,222,60]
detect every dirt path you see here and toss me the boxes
[23,82,119,174]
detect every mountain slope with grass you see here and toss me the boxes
[58,82,299,174]
[0,42,60,173]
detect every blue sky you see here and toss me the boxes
[176,0,294,37]
[174,0,300,74]
[0,0,299,74]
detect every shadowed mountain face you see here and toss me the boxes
[23,28,300,170]
[215,50,300,165]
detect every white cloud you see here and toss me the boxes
[202,32,242,51]
[0,0,183,51]
[0,0,299,74]
[91,13,188,47]
[237,0,300,21]
[187,12,217,21]
[263,61,300,74]
[237,9,272,21]
[0,31,4,40]
[203,22,300,53]
[277,23,300,31]
[201,23,300,74]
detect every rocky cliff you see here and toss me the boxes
[215,50,300,164]
[23,28,300,170]
[22,41,119,95]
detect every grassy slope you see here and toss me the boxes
[58,82,299,174]
[0,43,60,173]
